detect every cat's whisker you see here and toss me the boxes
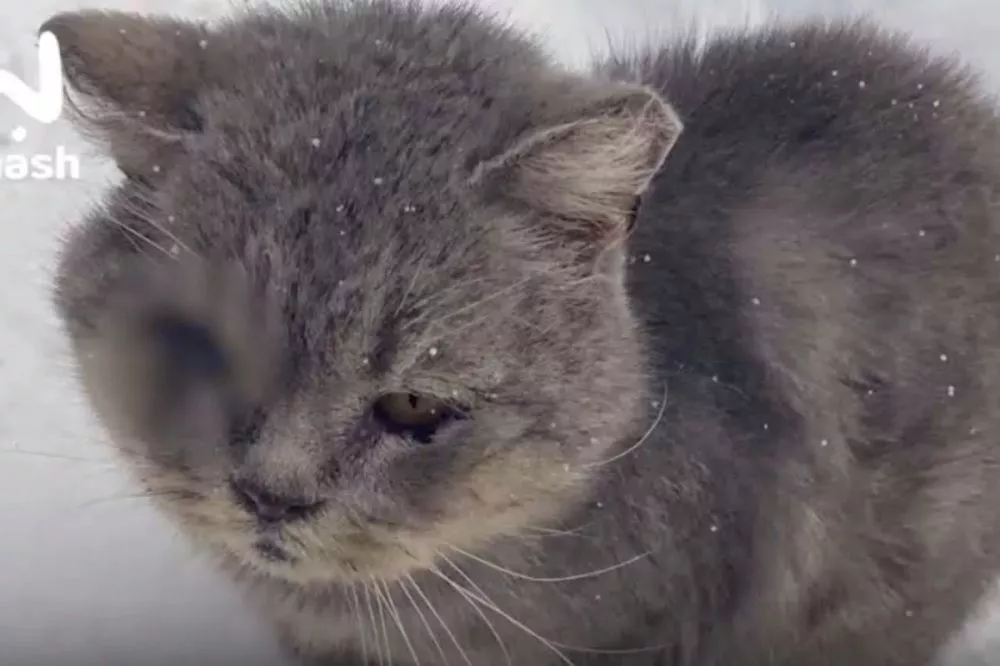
[348,582,370,666]
[415,262,609,345]
[431,308,519,344]
[379,579,421,666]
[73,488,184,510]
[448,545,648,584]
[399,574,450,666]
[583,381,669,469]
[122,185,191,247]
[394,258,425,317]
[521,524,590,538]
[363,582,386,666]
[406,573,472,666]
[100,213,157,259]
[430,296,560,347]
[405,275,495,319]
[429,566,575,666]
[437,553,513,666]
[118,190,195,257]
[0,447,117,466]
[104,213,176,259]
[371,576,393,666]
[412,275,536,334]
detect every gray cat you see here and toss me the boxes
[45,1,1000,665]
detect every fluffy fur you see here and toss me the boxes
[47,1,1000,665]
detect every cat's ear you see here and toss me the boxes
[39,11,213,177]
[470,82,682,245]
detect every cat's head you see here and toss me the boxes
[48,0,681,585]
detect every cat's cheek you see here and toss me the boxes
[411,447,585,554]
[71,334,171,471]
[159,384,223,442]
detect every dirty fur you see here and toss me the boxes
[45,1,1000,665]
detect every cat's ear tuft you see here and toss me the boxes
[471,83,682,243]
[39,10,213,176]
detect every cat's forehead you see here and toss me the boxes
[159,145,505,367]
[179,126,478,291]
[190,7,541,188]
[174,77,526,311]
[194,74,508,191]
[221,99,463,190]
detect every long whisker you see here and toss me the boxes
[394,258,425,317]
[349,583,369,666]
[448,545,665,656]
[105,214,175,259]
[74,488,186,510]
[437,553,512,666]
[406,573,473,666]
[363,582,386,666]
[442,553,667,656]
[380,580,421,666]
[449,546,648,584]
[118,192,194,257]
[0,448,117,466]
[403,275,495,322]
[521,524,590,538]
[372,577,393,666]
[583,381,669,469]
[408,275,536,334]
[430,566,575,666]
[400,575,450,666]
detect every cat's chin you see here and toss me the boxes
[236,554,424,587]
[215,534,434,586]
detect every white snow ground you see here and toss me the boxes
[0,0,997,664]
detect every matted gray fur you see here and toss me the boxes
[44,0,1000,664]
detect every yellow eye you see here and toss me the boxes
[375,393,446,426]
[372,393,461,443]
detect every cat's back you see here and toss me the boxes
[596,26,1000,666]
[601,20,1000,376]
[604,20,1000,190]
[600,20,1000,490]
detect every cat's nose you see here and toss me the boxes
[229,477,326,524]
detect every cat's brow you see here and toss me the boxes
[370,317,401,375]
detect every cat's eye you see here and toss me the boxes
[148,315,228,381]
[372,392,462,443]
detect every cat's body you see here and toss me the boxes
[45,2,1000,665]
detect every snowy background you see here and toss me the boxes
[0,0,998,664]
